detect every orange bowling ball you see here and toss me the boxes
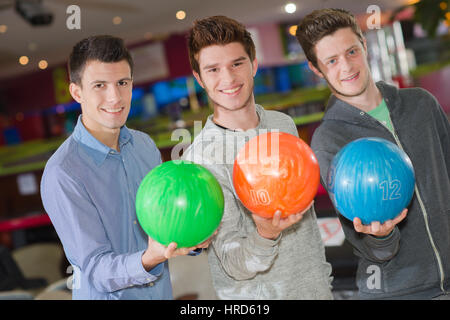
[233,132,320,218]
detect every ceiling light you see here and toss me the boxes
[284,3,297,14]
[0,25,7,33]
[176,10,186,20]
[288,25,298,36]
[113,16,122,25]
[19,56,29,65]
[15,0,53,26]
[38,60,48,70]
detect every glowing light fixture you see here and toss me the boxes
[38,60,48,70]
[176,10,186,20]
[284,3,297,14]
[19,56,29,65]
[289,25,298,36]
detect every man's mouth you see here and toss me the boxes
[101,107,124,114]
[220,85,242,95]
[341,72,360,82]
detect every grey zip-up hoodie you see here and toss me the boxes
[311,81,450,299]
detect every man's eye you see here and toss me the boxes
[208,68,218,73]
[118,81,128,86]
[328,59,336,65]
[94,83,104,89]
[233,62,242,67]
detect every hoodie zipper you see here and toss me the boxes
[376,99,446,295]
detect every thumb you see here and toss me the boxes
[272,210,282,226]
[165,242,177,259]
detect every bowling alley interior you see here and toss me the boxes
[0,0,449,301]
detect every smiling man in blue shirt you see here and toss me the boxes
[40,35,210,300]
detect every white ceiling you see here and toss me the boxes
[0,0,407,80]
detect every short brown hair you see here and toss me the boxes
[295,9,364,69]
[68,35,133,85]
[187,15,256,74]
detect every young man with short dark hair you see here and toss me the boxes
[41,35,210,300]
[296,8,450,299]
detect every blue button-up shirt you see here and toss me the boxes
[41,116,172,299]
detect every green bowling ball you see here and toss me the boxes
[135,160,224,248]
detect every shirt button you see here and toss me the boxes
[148,282,154,287]
[360,112,364,115]
[133,220,137,224]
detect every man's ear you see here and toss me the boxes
[362,37,368,57]
[252,57,258,77]
[192,71,205,89]
[308,61,324,79]
[69,82,83,104]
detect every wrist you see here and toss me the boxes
[373,229,394,240]
[256,228,280,240]
[141,250,165,272]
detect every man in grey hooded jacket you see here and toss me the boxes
[296,8,450,299]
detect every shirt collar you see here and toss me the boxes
[205,104,266,132]
[323,81,399,123]
[72,115,134,165]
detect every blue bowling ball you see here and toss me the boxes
[327,137,415,225]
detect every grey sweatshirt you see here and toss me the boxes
[311,81,450,299]
[182,104,333,300]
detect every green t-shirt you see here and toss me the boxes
[368,99,394,133]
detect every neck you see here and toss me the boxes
[335,79,382,113]
[212,98,259,131]
[81,117,121,151]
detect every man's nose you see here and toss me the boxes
[221,67,236,84]
[341,56,353,74]
[106,85,121,103]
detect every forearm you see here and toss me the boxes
[340,216,401,263]
[87,250,164,293]
[211,225,280,281]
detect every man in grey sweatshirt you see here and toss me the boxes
[296,9,450,299]
[181,16,333,299]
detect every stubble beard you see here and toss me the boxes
[322,71,370,98]
[207,83,255,113]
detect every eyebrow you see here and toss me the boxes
[202,56,247,70]
[323,45,359,61]
[89,77,132,85]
